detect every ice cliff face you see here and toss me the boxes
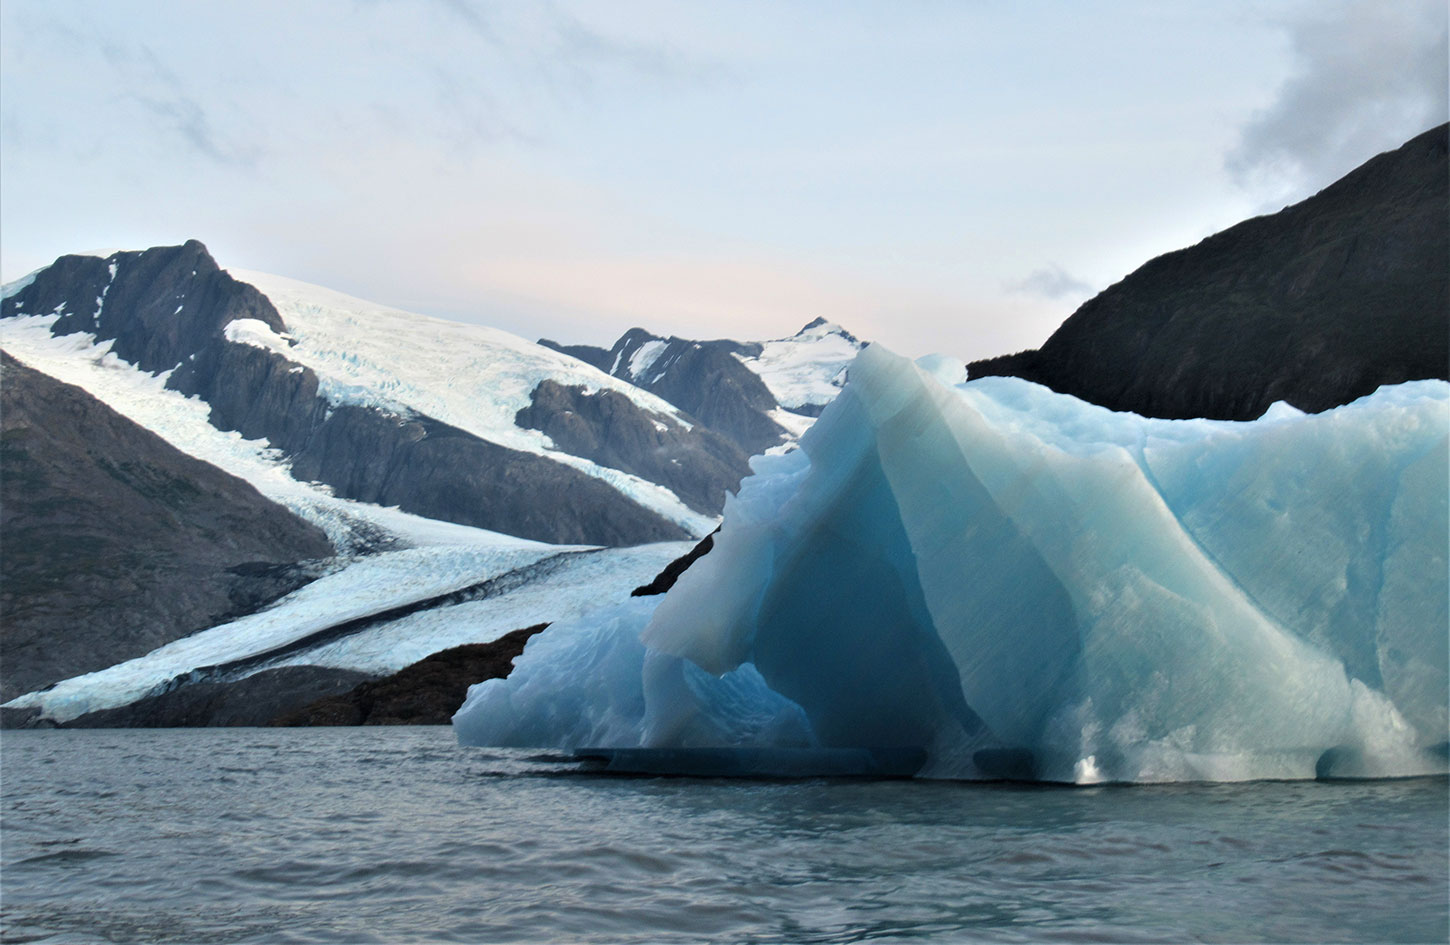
[455,345,1449,783]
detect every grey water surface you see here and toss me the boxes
[2,727,1445,944]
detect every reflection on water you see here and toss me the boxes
[2,728,1446,944]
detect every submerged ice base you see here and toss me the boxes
[455,346,1449,783]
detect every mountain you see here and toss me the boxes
[969,124,1449,420]
[0,243,744,724]
[0,352,333,702]
[0,242,868,727]
[541,318,864,457]
[3,243,753,546]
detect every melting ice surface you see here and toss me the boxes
[455,345,1449,783]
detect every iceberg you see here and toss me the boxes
[454,345,1449,783]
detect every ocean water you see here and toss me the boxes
[1,728,1444,944]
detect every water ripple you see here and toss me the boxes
[2,729,1445,944]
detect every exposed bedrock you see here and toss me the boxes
[273,625,549,726]
[5,240,285,374]
[516,381,750,514]
[169,341,689,544]
[0,351,333,702]
[542,329,790,456]
[969,124,1450,420]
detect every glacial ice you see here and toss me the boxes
[454,344,1449,783]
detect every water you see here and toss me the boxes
[2,728,1445,944]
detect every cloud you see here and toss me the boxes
[1008,264,1094,301]
[91,37,260,167]
[1227,0,1448,198]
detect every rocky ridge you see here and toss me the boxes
[969,124,1450,420]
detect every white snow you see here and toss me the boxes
[224,270,714,536]
[270,541,692,675]
[1,543,573,722]
[2,540,690,723]
[767,407,816,440]
[0,313,540,551]
[735,321,863,411]
[626,339,669,381]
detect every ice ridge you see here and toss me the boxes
[454,345,1449,783]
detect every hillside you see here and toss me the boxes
[0,352,333,701]
[969,124,1449,420]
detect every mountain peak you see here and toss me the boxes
[793,317,857,344]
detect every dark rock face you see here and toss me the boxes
[171,342,690,544]
[43,666,375,728]
[6,240,285,374]
[969,125,1450,420]
[631,530,717,596]
[542,329,790,456]
[273,625,549,725]
[0,352,333,702]
[516,381,750,514]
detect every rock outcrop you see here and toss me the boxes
[543,330,791,457]
[272,625,548,725]
[969,124,1450,420]
[515,382,750,514]
[0,351,333,702]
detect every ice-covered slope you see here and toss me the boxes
[0,313,510,552]
[455,345,1449,783]
[4,540,691,725]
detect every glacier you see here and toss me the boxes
[454,344,1449,783]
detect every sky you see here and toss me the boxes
[1,1,1445,362]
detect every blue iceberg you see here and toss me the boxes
[454,345,1448,782]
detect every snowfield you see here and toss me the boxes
[736,320,862,412]
[3,541,690,724]
[225,271,717,536]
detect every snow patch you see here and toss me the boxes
[626,339,668,381]
[735,324,863,410]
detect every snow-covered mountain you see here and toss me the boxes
[541,318,864,457]
[0,240,863,726]
[2,241,755,547]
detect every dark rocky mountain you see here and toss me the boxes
[3,241,732,545]
[0,351,333,702]
[541,319,863,456]
[969,124,1450,420]
[7,240,284,374]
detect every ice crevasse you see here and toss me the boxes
[454,344,1449,783]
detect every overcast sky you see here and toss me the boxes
[1,1,1445,360]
